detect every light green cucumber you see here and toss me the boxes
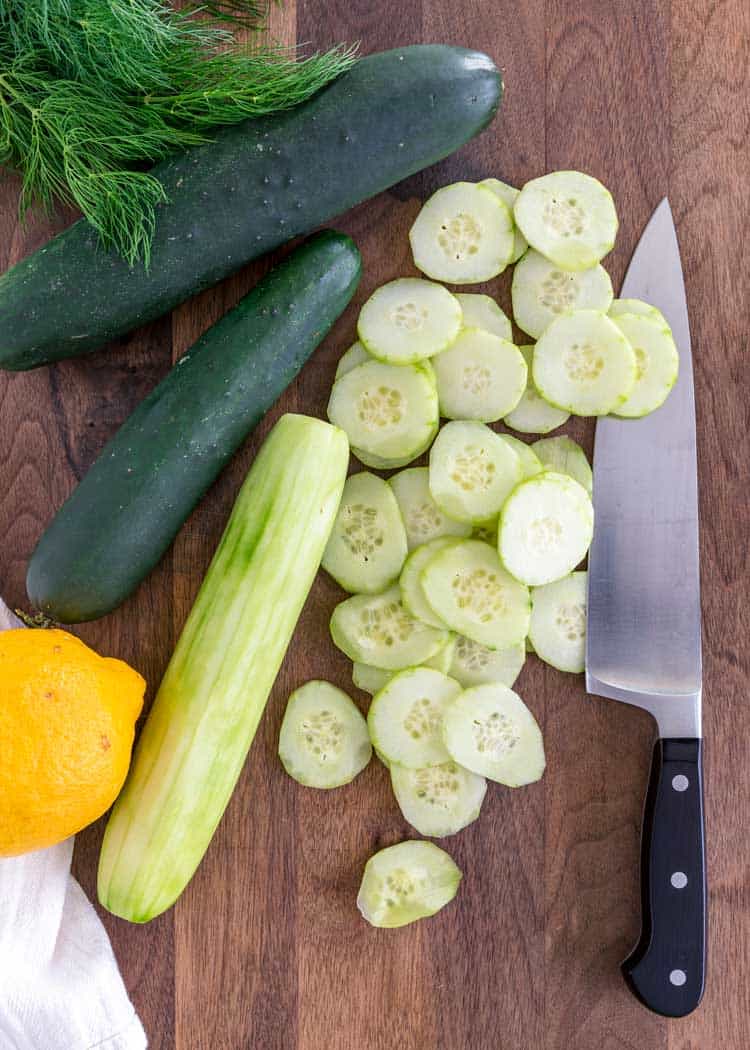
[478,178,528,261]
[503,344,571,435]
[454,292,513,340]
[498,434,543,480]
[368,667,460,768]
[335,341,372,379]
[429,420,522,525]
[278,681,371,788]
[449,634,526,688]
[610,313,679,418]
[511,248,613,339]
[432,329,527,422]
[358,278,462,363]
[529,571,587,673]
[390,761,487,837]
[357,840,462,928]
[531,436,592,494]
[400,537,460,628]
[389,467,471,549]
[351,637,456,695]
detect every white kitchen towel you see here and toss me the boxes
[0,599,147,1050]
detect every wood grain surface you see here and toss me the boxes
[1,1,749,1047]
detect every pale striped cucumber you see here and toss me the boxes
[97,414,349,922]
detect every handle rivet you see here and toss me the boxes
[670,871,688,889]
[669,969,687,986]
[672,774,689,792]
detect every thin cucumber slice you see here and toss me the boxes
[409,181,515,283]
[424,637,456,674]
[442,683,545,786]
[432,329,527,422]
[498,434,543,480]
[367,667,460,768]
[514,171,618,271]
[278,681,371,789]
[357,278,462,364]
[429,421,523,525]
[351,637,457,695]
[532,310,636,416]
[449,634,526,688]
[421,539,530,649]
[609,298,668,327]
[335,341,371,380]
[529,571,587,673]
[389,467,471,550]
[455,293,513,340]
[390,760,487,837]
[357,840,462,928]
[511,248,613,339]
[504,345,570,435]
[352,423,438,471]
[330,585,450,670]
[328,359,438,459]
[531,436,592,494]
[610,314,680,418]
[498,471,594,586]
[322,472,408,593]
[400,537,460,628]
[479,178,528,262]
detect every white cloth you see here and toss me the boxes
[0,600,147,1050]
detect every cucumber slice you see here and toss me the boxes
[328,359,439,460]
[421,539,530,649]
[609,297,668,327]
[335,341,372,380]
[531,436,592,494]
[429,421,523,525]
[409,182,515,283]
[356,840,462,928]
[478,178,528,262]
[498,434,543,480]
[390,761,487,837]
[352,425,438,472]
[455,293,513,340]
[399,537,460,628]
[610,314,680,418]
[449,634,526,688]
[432,329,527,422]
[330,585,449,670]
[389,467,472,550]
[529,571,587,673]
[357,278,462,364]
[351,637,457,695]
[503,345,571,435]
[367,667,460,768]
[278,681,372,789]
[442,683,545,786]
[322,472,408,594]
[511,248,613,339]
[532,310,636,416]
[514,171,618,271]
[498,472,594,586]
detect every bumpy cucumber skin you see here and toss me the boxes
[0,46,502,370]
[26,232,360,623]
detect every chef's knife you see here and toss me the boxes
[586,198,705,1017]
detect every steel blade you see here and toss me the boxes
[586,199,702,738]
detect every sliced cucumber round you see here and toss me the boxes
[531,436,592,495]
[400,537,459,628]
[511,248,613,339]
[390,760,487,837]
[449,634,526,689]
[352,424,438,472]
[330,585,450,670]
[503,344,571,435]
[529,571,587,673]
[432,329,527,423]
[429,421,523,525]
[532,310,636,416]
[610,313,680,418]
[351,638,456,696]
[327,358,438,460]
[335,341,372,380]
[498,434,543,480]
[409,181,515,283]
[421,539,530,649]
[609,297,668,327]
[357,840,462,929]
[455,292,513,340]
[498,472,594,586]
[357,278,462,364]
[479,178,528,262]
[367,667,460,768]
[322,472,408,594]
[514,171,618,271]
[278,681,372,789]
[442,683,545,786]
[389,467,471,550]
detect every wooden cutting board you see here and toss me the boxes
[1,2,749,1047]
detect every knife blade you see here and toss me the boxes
[586,198,706,1017]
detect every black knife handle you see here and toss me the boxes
[622,737,706,1016]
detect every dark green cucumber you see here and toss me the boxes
[0,46,502,371]
[26,231,360,623]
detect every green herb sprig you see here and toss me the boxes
[0,1,356,265]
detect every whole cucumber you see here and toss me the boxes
[0,45,501,370]
[26,231,361,622]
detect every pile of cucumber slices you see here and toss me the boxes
[277,170,676,931]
